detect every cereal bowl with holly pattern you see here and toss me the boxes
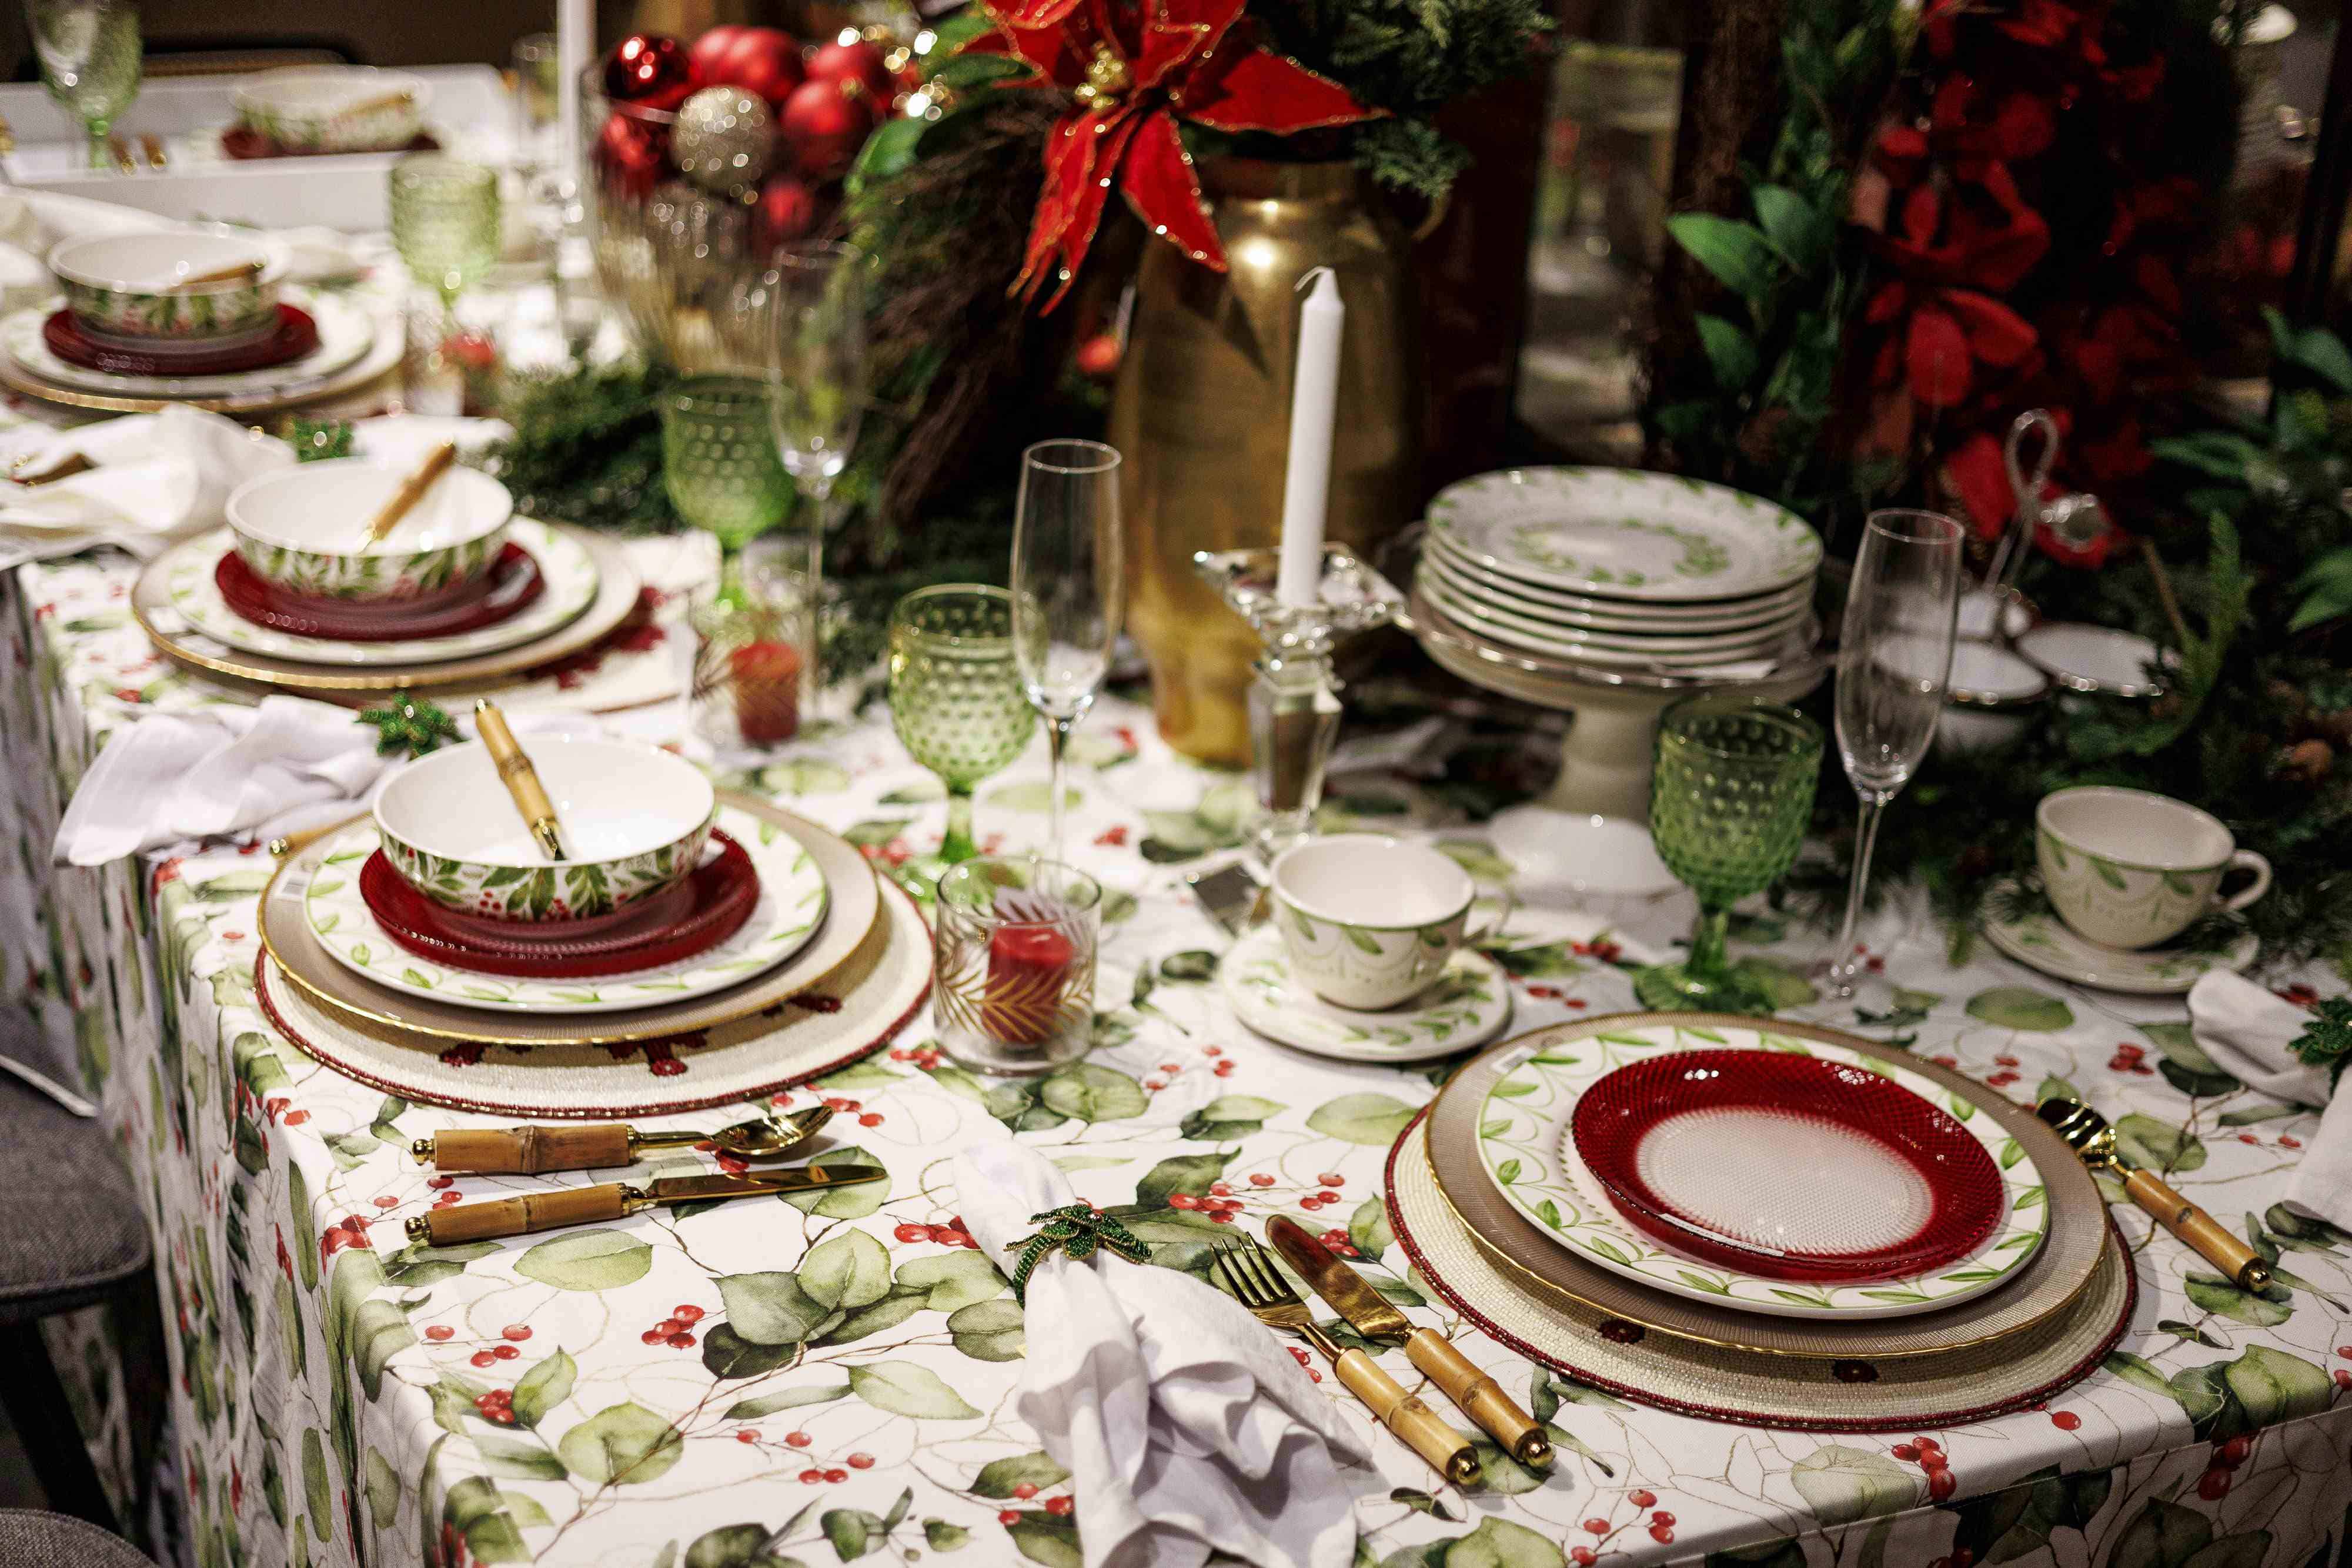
[226,458,511,603]
[375,738,718,926]
[49,230,284,342]
[233,65,430,153]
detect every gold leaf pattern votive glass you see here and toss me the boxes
[932,856,1101,1076]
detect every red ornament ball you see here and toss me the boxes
[711,26,807,110]
[1075,332,1122,380]
[594,111,668,200]
[687,25,746,85]
[806,37,894,105]
[605,34,695,111]
[756,173,820,248]
[779,77,873,180]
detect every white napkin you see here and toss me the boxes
[953,1138,1374,1568]
[55,696,607,865]
[2189,971,2352,1229]
[0,240,50,318]
[0,407,295,571]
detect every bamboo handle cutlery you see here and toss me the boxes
[2037,1098,2271,1289]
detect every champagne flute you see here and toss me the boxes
[31,0,141,170]
[1822,509,1965,999]
[1010,440,1123,857]
[753,243,867,714]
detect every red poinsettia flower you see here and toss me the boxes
[1865,169,2047,407]
[970,0,1379,309]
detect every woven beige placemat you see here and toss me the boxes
[1389,1116,2132,1430]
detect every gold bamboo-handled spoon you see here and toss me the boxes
[2038,1098,2271,1290]
[362,440,458,544]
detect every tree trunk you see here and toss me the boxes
[1644,0,1788,460]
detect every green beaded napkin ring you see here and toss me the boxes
[1005,1203,1148,1303]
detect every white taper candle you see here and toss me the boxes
[1275,266,1344,609]
[557,0,593,186]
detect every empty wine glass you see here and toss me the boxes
[1822,509,1965,999]
[889,587,1035,867]
[32,0,141,170]
[750,243,866,713]
[1011,440,1123,857]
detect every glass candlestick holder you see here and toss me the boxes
[1194,544,1402,865]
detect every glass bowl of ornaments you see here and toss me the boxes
[581,25,911,370]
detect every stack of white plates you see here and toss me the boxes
[1414,467,1822,667]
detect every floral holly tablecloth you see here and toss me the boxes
[3,550,2350,1568]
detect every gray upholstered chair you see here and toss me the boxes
[0,1508,158,1567]
[0,1075,153,1532]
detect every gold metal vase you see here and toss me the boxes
[1108,158,1419,766]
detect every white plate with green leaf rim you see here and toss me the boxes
[4,290,373,396]
[1415,558,1810,654]
[1475,1019,2049,1319]
[1424,530,1814,627]
[160,519,597,665]
[1219,925,1512,1063]
[1418,572,1810,667]
[1981,878,2257,995]
[300,805,829,1014]
[1428,467,1823,603]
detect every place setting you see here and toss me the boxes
[253,707,929,1118]
[0,229,400,414]
[131,438,644,698]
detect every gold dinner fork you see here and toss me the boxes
[1210,1239,1476,1484]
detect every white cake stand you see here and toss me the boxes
[1401,582,1829,894]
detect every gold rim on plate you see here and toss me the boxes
[257,794,883,1047]
[132,522,642,693]
[0,299,403,414]
[1421,1011,2109,1359]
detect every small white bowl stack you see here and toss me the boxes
[1412,467,1823,669]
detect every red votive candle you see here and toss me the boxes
[728,639,801,743]
[984,922,1077,1044]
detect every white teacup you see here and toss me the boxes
[2036,787,2270,950]
[1270,834,1475,1009]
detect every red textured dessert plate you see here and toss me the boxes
[45,304,319,376]
[358,831,759,977]
[216,541,543,641]
[1568,1049,2006,1283]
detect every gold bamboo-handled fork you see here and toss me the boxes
[1211,1239,1477,1485]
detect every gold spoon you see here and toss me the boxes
[410,1105,833,1174]
[2037,1098,2271,1290]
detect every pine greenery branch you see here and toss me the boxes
[489,363,682,535]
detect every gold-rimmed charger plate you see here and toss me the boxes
[1423,1013,2108,1359]
[258,794,880,1047]
[0,297,403,415]
[132,521,640,694]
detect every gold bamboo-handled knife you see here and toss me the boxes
[2037,1098,2271,1290]
[1267,1215,1552,1466]
[408,1166,886,1245]
[412,1106,831,1174]
[363,439,458,543]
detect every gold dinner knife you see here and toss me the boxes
[411,1106,832,1174]
[408,1166,886,1245]
[2037,1098,2271,1290]
[1267,1214,1552,1466]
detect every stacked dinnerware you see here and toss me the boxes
[131,457,643,702]
[4,230,397,416]
[254,740,931,1119]
[1412,467,1820,668]
[1383,1014,2136,1430]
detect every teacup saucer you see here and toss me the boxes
[1218,924,1512,1062]
[1980,878,2257,995]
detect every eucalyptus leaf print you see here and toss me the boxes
[557,1403,684,1486]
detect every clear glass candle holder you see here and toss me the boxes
[931,857,1101,1075]
[690,540,813,756]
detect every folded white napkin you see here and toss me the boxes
[0,407,295,571]
[2189,971,2352,1229]
[953,1138,1374,1568]
[55,696,607,866]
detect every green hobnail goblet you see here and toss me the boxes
[888,586,1036,867]
[662,376,794,555]
[1633,694,1823,1015]
[390,155,501,316]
